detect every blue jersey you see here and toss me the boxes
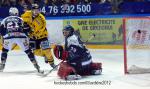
[0,16,27,39]
[65,34,92,68]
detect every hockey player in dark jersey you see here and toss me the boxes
[54,25,102,80]
[0,7,43,73]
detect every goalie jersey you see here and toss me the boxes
[65,34,92,67]
[0,16,26,39]
[21,10,48,39]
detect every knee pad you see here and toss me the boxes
[57,62,76,79]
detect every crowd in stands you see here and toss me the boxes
[0,0,112,7]
[0,0,150,15]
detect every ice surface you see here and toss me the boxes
[0,49,150,89]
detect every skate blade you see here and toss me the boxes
[36,70,45,76]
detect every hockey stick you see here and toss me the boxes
[11,44,17,50]
[41,60,64,77]
[85,33,96,43]
[41,33,96,77]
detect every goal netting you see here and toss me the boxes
[123,17,150,74]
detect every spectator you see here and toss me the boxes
[22,4,30,12]
[100,0,112,14]
[63,0,71,4]
[42,0,51,5]
[25,0,33,6]
[50,0,63,5]
[80,0,92,4]
[9,0,17,6]
[70,0,78,4]
[18,0,26,7]
[1,0,10,7]
[94,0,102,3]
[0,0,2,7]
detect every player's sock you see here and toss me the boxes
[0,48,8,72]
[25,49,44,73]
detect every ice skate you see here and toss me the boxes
[0,63,5,72]
[50,63,58,70]
[33,64,44,74]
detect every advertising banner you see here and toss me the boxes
[63,18,123,44]
[0,3,109,18]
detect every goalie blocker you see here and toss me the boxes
[53,45,102,80]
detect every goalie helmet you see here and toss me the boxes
[9,7,19,16]
[63,25,74,37]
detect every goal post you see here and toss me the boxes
[123,17,150,74]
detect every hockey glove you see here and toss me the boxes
[53,45,68,60]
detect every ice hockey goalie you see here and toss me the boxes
[53,25,102,80]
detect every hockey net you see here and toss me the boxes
[123,17,150,74]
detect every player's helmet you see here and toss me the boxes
[31,4,40,17]
[9,7,19,16]
[63,25,74,37]
[32,3,40,9]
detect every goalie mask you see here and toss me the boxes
[63,25,74,37]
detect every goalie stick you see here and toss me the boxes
[41,33,96,77]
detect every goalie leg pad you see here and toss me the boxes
[90,62,102,75]
[57,62,76,79]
